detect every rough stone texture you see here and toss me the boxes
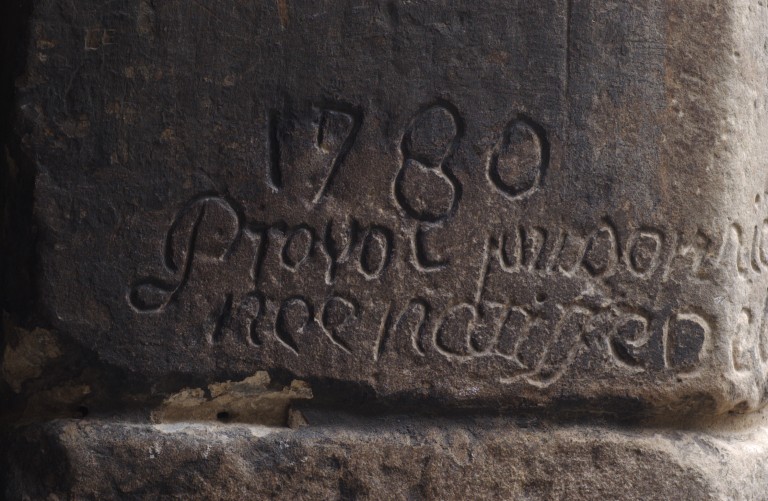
[150,371,313,426]
[8,0,768,416]
[3,412,768,500]
[4,0,768,498]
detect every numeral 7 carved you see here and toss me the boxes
[267,102,363,205]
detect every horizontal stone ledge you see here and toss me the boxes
[3,413,768,500]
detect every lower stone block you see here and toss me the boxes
[3,413,768,500]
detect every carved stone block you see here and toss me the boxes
[12,0,768,413]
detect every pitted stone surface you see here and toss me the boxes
[4,414,768,500]
[10,0,768,412]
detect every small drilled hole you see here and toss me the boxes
[216,411,231,422]
[536,293,547,303]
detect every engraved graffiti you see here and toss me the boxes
[267,101,363,204]
[487,115,549,200]
[665,312,710,373]
[127,189,742,386]
[393,101,463,223]
[126,97,768,388]
[129,195,243,312]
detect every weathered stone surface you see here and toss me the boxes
[3,413,768,500]
[8,0,768,413]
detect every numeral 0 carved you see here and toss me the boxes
[487,115,549,201]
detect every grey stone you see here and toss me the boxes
[3,413,768,500]
[5,0,768,498]
[7,0,768,414]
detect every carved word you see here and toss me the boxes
[243,294,709,388]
